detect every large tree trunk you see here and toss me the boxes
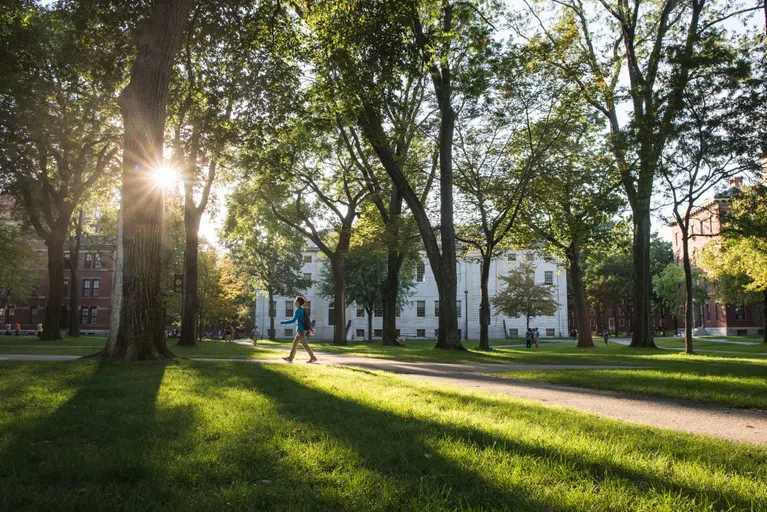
[367,309,373,341]
[330,255,347,346]
[381,189,403,346]
[762,291,766,344]
[67,212,82,337]
[478,253,491,350]
[629,206,656,348]
[681,230,694,354]
[569,249,593,348]
[268,287,275,340]
[381,250,403,345]
[433,67,462,350]
[178,212,201,346]
[104,0,191,360]
[42,235,65,340]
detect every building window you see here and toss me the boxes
[546,328,555,337]
[84,253,93,269]
[285,301,293,318]
[590,318,596,327]
[356,329,365,338]
[416,261,425,282]
[674,232,678,246]
[457,300,461,318]
[544,271,554,285]
[700,220,705,234]
[434,300,440,317]
[706,303,711,321]
[328,302,335,325]
[356,306,365,318]
[303,255,312,263]
[715,303,719,321]
[691,225,696,235]
[619,318,625,327]
[416,329,425,338]
[374,329,382,338]
[83,279,91,297]
[80,307,88,325]
[416,301,425,317]
[303,273,312,281]
[30,306,37,323]
[374,305,383,317]
[92,279,99,297]
[735,306,746,320]
[508,253,516,261]
[395,305,400,317]
[709,218,713,232]
[89,307,97,324]
[284,329,293,337]
[94,253,101,269]
[7,306,14,317]
[618,307,624,316]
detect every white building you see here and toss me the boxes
[254,246,569,341]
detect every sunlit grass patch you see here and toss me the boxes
[0,360,765,511]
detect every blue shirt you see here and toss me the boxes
[281,307,306,332]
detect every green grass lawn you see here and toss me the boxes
[1,360,765,511]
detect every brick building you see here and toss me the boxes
[668,177,764,336]
[0,196,116,335]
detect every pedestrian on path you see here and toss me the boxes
[602,331,609,345]
[533,328,540,348]
[525,329,532,348]
[571,328,577,343]
[14,322,20,336]
[36,323,43,338]
[281,296,317,364]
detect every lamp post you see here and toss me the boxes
[464,289,468,340]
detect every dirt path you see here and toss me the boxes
[2,352,765,446]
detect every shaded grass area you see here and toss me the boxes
[655,338,767,354]
[495,350,767,410]
[1,360,766,511]
[0,335,283,359]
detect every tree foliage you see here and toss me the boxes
[492,261,559,329]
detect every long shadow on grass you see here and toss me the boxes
[0,361,172,511]
[248,365,765,511]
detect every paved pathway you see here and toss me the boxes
[1,351,765,446]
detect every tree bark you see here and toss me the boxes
[762,291,767,344]
[367,309,373,341]
[42,235,65,340]
[478,253,491,350]
[569,249,594,348]
[381,188,403,346]
[681,229,694,354]
[268,287,275,340]
[381,250,403,345]
[104,0,191,360]
[628,207,656,347]
[67,211,83,337]
[330,254,347,346]
[178,212,201,346]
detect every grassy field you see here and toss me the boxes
[1,360,766,511]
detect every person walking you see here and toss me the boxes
[533,327,540,348]
[14,322,20,336]
[602,330,609,345]
[525,329,532,348]
[36,322,43,338]
[571,328,578,343]
[281,296,317,363]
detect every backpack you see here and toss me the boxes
[303,307,311,331]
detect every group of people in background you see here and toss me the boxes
[525,328,540,348]
[570,328,609,345]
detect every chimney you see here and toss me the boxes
[729,176,743,189]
